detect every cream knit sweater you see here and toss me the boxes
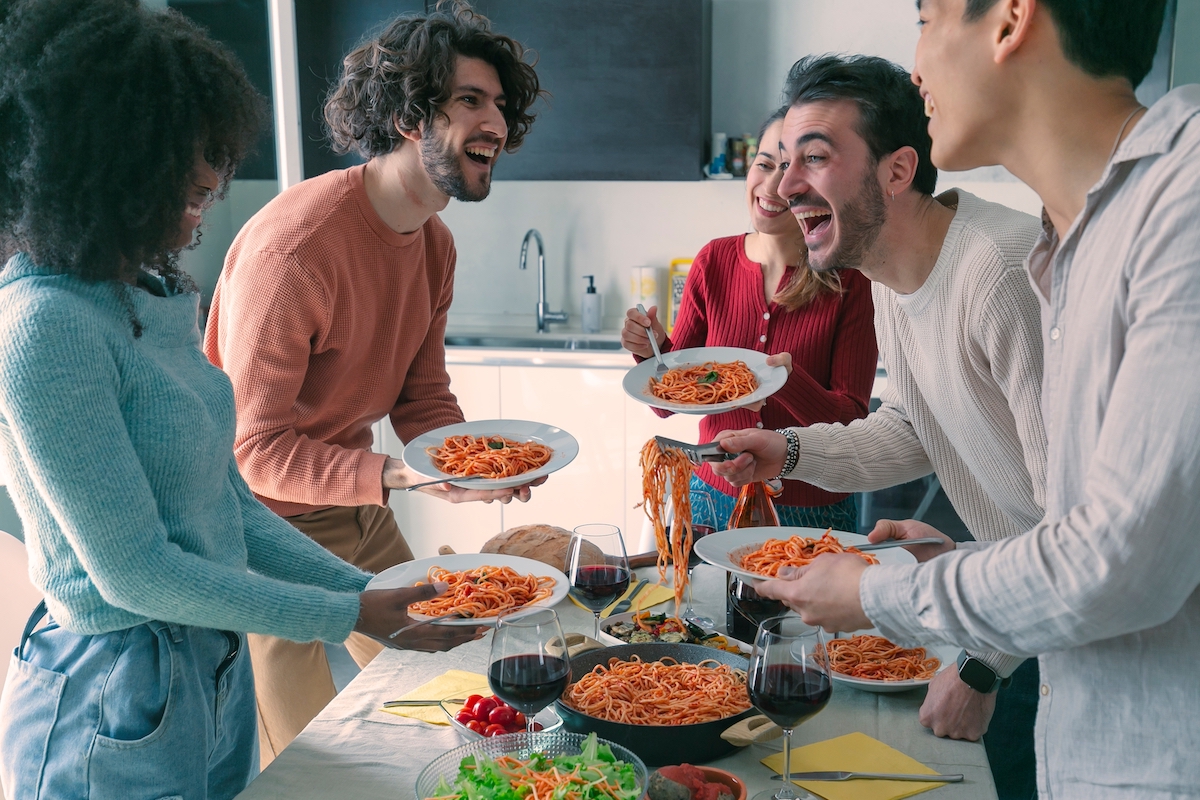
[785,189,1046,674]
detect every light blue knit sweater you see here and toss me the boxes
[0,253,370,642]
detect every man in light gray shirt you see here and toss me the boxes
[719,0,1199,796]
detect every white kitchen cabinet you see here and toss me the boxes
[380,349,700,561]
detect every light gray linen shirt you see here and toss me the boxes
[860,85,1200,799]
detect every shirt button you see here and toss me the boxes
[1040,684,1050,696]
[759,335,767,343]
[763,312,770,320]
[756,422,764,429]
[1049,327,1061,341]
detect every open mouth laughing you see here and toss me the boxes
[465,142,499,166]
[794,208,833,239]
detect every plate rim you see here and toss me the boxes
[621,346,787,415]
[365,553,569,627]
[401,419,579,489]
[692,526,915,582]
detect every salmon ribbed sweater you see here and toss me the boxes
[204,165,464,517]
[653,234,878,508]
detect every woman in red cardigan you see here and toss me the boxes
[623,108,877,530]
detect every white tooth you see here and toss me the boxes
[924,97,934,117]
[794,210,831,220]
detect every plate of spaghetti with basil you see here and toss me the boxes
[826,629,956,693]
[622,347,786,415]
[693,526,916,583]
[365,553,570,627]
[403,420,578,490]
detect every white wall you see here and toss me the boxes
[182,0,1042,323]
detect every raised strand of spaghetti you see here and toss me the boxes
[640,438,693,614]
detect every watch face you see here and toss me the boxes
[958,657,999,693]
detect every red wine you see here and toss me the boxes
[488,654,571,714]
[569,565,630,612]
[748,664,832,729]
[687,525,717,569]
[727,575,787,642]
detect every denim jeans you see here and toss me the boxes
[689,475,860,531]
[0,602,257,800]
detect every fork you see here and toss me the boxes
[636,303,668,376]
[654,435,736,465]
[776,771,963,782]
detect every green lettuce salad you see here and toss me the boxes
[428,733,642,800]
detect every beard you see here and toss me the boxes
[806,166,888,273]
[419,126,492,203]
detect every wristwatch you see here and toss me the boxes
[956,650,1008,694]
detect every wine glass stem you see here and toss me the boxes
[685,567,696,614]
[778,728,796,800]
[593,612,600,639]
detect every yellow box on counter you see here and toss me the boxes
[666,258,693,334]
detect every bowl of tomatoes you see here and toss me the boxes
[441,694,563,740]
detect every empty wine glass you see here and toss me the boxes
[565,524,631,638]
[682,490,718,627]
[487,608,571,734]
[748,615,833,800]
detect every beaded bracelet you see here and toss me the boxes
[775,428,800,479]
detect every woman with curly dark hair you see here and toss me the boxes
[202,1,543,764]
[0,2,476,796]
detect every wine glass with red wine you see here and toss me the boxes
[748,615,832,800]
[487,608,571,734]
[682,491,718,627]
[566,524,631,638]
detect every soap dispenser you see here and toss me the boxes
[581,275,602,334]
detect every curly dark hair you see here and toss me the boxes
[0,0,266,291]
[324,0,542,160]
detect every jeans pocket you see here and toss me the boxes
[92,626,177,750]
[0,651,68,800]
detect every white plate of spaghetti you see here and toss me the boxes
[692,526,916,584]
[365,553,570,627]
[826,629,957,693]
[622,347,787,415]
[402,420,578,490]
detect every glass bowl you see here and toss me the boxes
[415,731,648,800]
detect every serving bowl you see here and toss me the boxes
[554,643,755,767]
[415,731,647,799]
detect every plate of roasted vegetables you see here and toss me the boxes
[599,611,749,654]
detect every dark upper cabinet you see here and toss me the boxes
[295,0,711,181]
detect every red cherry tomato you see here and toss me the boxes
[472,697,498,719]
[483,723,508,737]
[454,710,475,725]
[465,720,486,734]
[488,706,516,727]
[463,695,484,710]
[512,711,527,729]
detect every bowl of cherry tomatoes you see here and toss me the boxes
[441,694,563,740]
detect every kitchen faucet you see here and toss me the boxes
[519,228,568,333]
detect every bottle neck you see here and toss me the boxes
[729,481,780,528]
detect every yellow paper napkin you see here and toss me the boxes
[761,732,946,800]
[568,581,678,618]
[378,669,490,725]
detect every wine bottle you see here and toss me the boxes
[726,480,787,642]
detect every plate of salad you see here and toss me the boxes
[416,731,647,800]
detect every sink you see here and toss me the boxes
[444,335,623,351]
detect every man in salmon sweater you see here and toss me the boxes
[204,3,543,763]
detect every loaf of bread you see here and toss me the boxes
[481,524,603,570]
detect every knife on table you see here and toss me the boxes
[775,771,964,782]
[608,580,652,616]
